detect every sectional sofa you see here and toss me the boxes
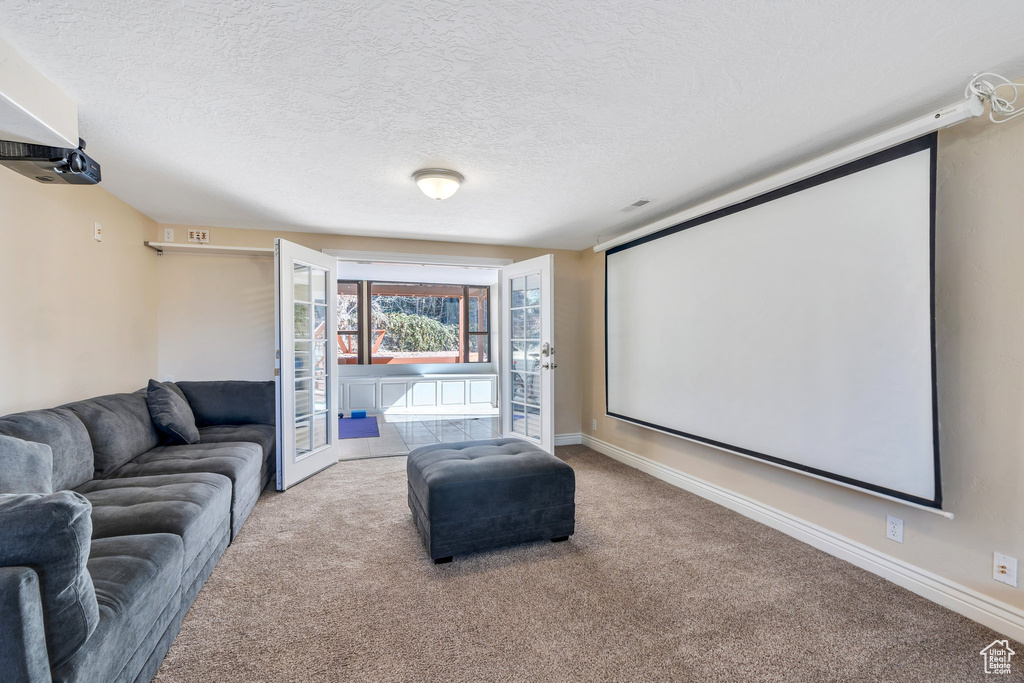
[0,380,275,683]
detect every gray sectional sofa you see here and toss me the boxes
[0,380,275,683]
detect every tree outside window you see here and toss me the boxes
[337,280,490,365]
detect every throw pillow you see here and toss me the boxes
[146,380,200,444]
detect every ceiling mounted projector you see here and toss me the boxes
[0,138,101,184]
[413,168,463,200]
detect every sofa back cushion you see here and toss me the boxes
[0,434,53,493]
[0,409,94,491]
[177,381,275,427]
[64,393,161,477]
[0,491,100,668]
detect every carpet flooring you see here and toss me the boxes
[154,446,1021,682]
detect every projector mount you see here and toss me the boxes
[966,73,1024,124]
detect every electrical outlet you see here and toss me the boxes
[163,228,174,241]
[187,229,210,243]
[592,418,597,431]
[886,515,903,543]
[93,222,102,242]
[994,552,1018,587]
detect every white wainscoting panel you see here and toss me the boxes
[440,381,466,406]
[340,374,498,414]
[380,382,408,409]
[346,381,377,411]
[411,381,437,407]
[469,379,495,405]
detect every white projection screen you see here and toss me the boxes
[605,135,941,508]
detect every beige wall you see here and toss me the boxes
[154,227,584,435]
[156,252,275,383]
[579,114,1024,611]
[0,171,158,414]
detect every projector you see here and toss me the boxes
[0,138,101,185]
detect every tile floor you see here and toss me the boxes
[339,413,502,460]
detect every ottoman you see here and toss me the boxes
[407,438,576,563]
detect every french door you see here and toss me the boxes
[275,239,340,490]
[500,254,555,453]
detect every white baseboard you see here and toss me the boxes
[580,434,1024,643]
[554,432,582,446]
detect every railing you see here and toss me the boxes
[338,330,392,364]
[337,332,469,364]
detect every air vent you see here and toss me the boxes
[619,199,651,212]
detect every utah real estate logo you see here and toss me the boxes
[980,640,1015,675]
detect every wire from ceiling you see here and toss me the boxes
[966,73,1024,124]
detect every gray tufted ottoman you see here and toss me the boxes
[407,438,576,563]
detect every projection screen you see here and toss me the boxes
[605,135,940,508]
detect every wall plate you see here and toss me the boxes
[994,552,1018,587]
[886,515,903,543]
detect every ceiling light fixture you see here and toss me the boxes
[412,168,464,200]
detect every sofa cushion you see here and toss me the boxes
[176,380,275,427]
[0,491,100,668]
[106,442,263,540]
[75,473,231,590]
[146,380,200,445]
[198,423,276,482]
[64,393,162,478]
[0,434,53,493]
[52,534,183,683]
[0,408,94,491]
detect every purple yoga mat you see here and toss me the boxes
[339,417,380,439]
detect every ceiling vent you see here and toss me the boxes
[619,199,651,212]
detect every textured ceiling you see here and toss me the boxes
[2,1,1023,249]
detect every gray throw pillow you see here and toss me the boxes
[146,380,200,444]
[0,434,53,494]
[0,491,100,667]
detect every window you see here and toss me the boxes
[337,279,490,365]
[337,281,361,364]
[466,286,489,362]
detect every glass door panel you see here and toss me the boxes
[276,239,340,490]
[501,255,554,453]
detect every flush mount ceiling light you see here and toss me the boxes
[412,168,464,200]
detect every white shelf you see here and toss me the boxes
[145,242,274,257]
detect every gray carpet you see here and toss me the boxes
[154,446,1021,682]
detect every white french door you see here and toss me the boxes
[275,239,340,490]
[500,254,555,453]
